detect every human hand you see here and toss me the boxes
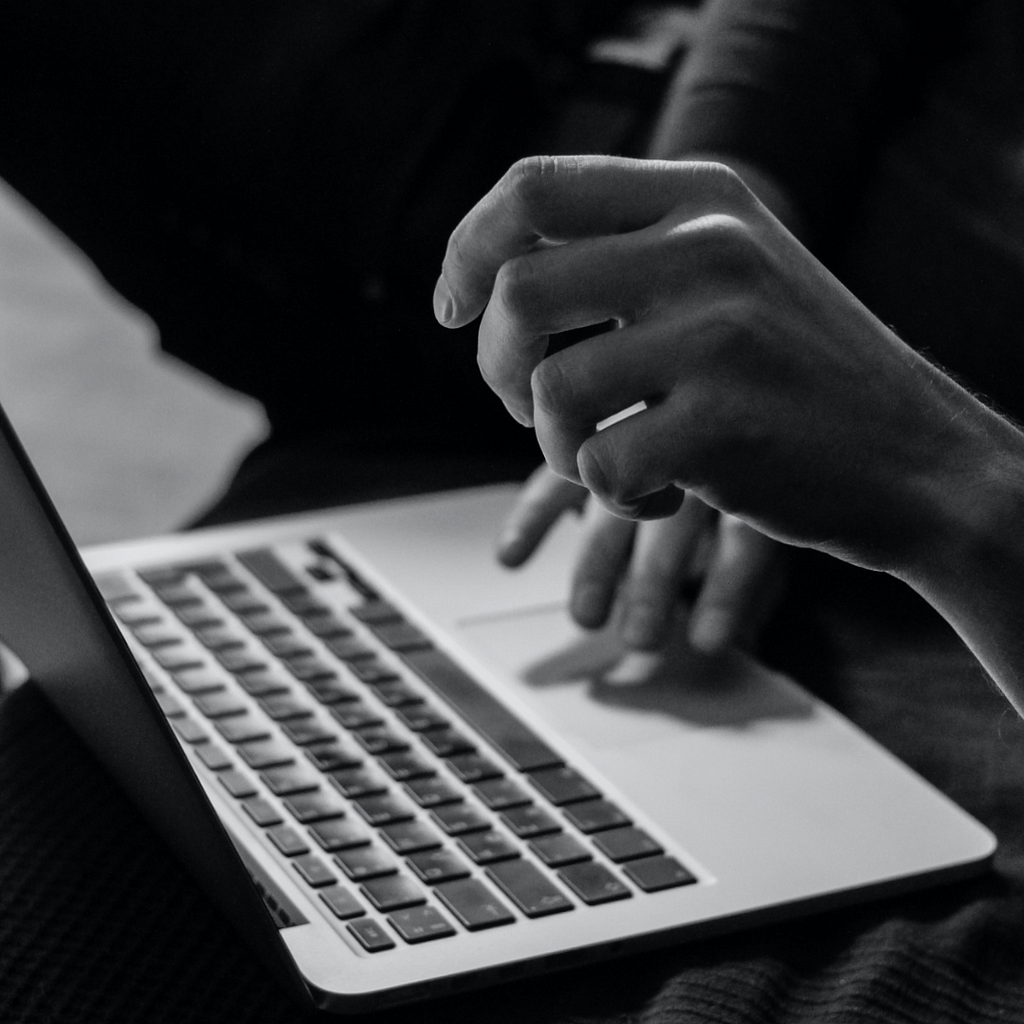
[498,464,785,655]
[434,156,991,576]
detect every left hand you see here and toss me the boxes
[498,464,785,654]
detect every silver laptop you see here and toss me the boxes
[0,401,994,1013]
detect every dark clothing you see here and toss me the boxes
[671,0,1024,416]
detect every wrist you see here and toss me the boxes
[897,409,1024,712]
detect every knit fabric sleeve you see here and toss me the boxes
[663,0,973,243]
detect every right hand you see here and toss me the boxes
[498,464,786,655]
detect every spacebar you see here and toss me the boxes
[400,648,563,773]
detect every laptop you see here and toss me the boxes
[0,400,995,1013]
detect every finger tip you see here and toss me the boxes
[432,274,455,325]
[688,609,733,655]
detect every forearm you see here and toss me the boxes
[649,0,969,246]
[896,401,1024,716]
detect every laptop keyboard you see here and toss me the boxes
[95,542,695,952]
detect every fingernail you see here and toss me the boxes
[571,584,607,628]
[689,609,731,654]
[623,605,664,651]
[433,275,453,324]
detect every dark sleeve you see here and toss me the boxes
[665,0,974,244]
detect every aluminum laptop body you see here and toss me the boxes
[0,403,995,1013]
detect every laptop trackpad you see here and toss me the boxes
[456,604,813,755]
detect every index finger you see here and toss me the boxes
[434,156,738,330]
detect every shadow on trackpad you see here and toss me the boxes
[455,604,813,753]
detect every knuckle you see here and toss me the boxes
[501,155,561,223]
[530,354,576,418]
[691,160,755,209]
[494,255,543,322]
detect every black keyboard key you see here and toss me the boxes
[591,827,663,863]
[330,704,386,731]
[131,622,183,648]
[407,849,472,885]
[430,804,491,836]
[445,753,502,784]
[175,604,225,630]
[334,846,398,882]
[377,820,443,855]
[284,656,339,682]
[558,862,632,905]
[302,612,351,638]
[234,668,291,697]
[239,610,291,635]
[216,649,268,675]
[195,626,246,651]
[325,637,376,663]
[402,648,563,772]
[242,797,283,827]
[528,766,601,806]
[94,572,140,603]
[257,694,313,721]
[394,706,450,732]
[171,716,208,744]
[155,691,185,718]
[283,789,349,823]
[388,906,456,945]
[306,742,363,772]
[347,918,395,952]
[361,875,426,912]
[267,824,310,857]
[319,886,365,920]
[622,856,696,892]
[292,853,336,887]
[346,658,398,683]
[218,769,258,798]
[153,644,205,671]
[352,728,408,756]
[308,818,371,852]
[403,777,463,808]
[420,729,475,758]
[263,634,315,660]
[350,600,400,625]
[281,720,336,746]
[376,751,435,782]
[260,764,321,796]
[473,778,531,811]
[151,579,204,606]
[190,561,246,593]
[562,800,631,834]
[328,767,388,799]
[216,717,272,744]
[113,602,163,627]
[220,589,269,614]
[305,678,360,705]
[351,793,415,827]
[237,739,295,770]
[195,743,233,771]
[368,620,432,653]
[529,833,591,868]
[194,692,248,718]
[500,805,561,839]
[281,591,330,616]
[436,878,515,931]
[137,565,183,586]
[372,681,424,708]
[487,860,573,918]
[237,549,305,594]
[457,831,520,866]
